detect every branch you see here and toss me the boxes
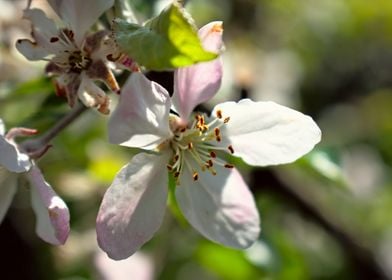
[21,102,87,156]
[251,168,389,280]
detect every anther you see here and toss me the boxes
[166,165,173,171]
[180,127,186,133]
[210,151,217,158]
[206,159,214,167]
[224,164,234,169]
[216,110,223,119]
[174,154,180,162]
[224,117,230,123]
[228,145,234,154]
[187,142,193,149]
[193,172,199,181]
[50,37,59,43]
[214,128,220,137]
[174,171,180,178]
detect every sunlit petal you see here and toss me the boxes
[0,119,5,136]
[16,9,59,60]
[108,72,172,149]
[212,99,321,166]
[0,137,31,173]
[47,0,114,45]
[97,152,170,260]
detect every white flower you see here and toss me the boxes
[15,0,122,114]
[0,119,70,245]
[96,22,321,260]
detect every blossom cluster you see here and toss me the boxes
[1,0,321,260]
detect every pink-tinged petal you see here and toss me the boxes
[16,9,60,60]
[47,0,114,46]
[212,99,321,166]
[96,152,170,260]
[27,164,70,245]
[0,136,31,173]
[176,163,260,249]
[108,72,172,149]
[0,168,17,223]
[172,22,224,120]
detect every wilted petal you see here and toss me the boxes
[86,59,119,93]
[176,163,260,249]
[108,72,172,149]
[47,0,114,45]
[0,168,17,223]
[27,165,70,245]
[16,9,60,60]
[172,22,224,120]
[96,152,170,260]
[0,136,31,173]
[213,99,321,166]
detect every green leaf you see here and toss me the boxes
[113,2,218,70]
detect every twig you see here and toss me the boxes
[21,102,87,155]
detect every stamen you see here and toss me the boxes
[193,172,199,181]
[228,145,234,154]
[167,165,173,171]
[214,128,220,137]
[210,151,217,158]
[206,159,213,167]
[224,117,230,123]
[216,110,223,119]
[224,164,234,169]
[187,142,193,149]
[174,171,180,178]
[50,37,59,43]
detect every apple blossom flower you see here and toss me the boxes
[15,0,126,114]
[0,118,70,245]
[96,22,321,260]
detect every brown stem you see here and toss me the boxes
[21,102,87,155]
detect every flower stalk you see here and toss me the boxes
[21,102,87,157]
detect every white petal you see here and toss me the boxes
[176,164,260,249]
[108,72,172,149]
[47,0,114,46]
[96,152,170,260]
[27,164,70,245]
[0,168,17,223]
[0,118,5,136]
[16,9,59,60]
[172,22,223,120]
[212,99,321,166]
[0,136,31,173]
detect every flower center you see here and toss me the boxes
[167,110,235,184]
[49,29,92,73]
